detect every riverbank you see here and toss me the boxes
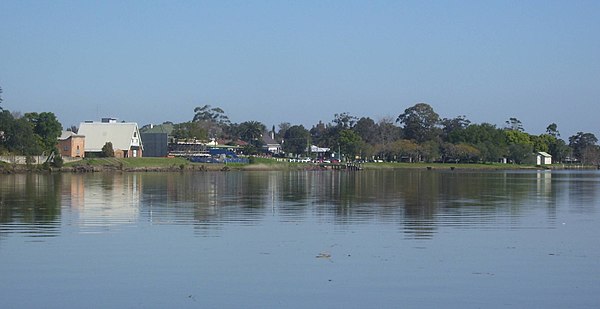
[1,157,598,174]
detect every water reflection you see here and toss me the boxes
[0,174,61,239]
[1,170,599,239]
[61,173,141,233]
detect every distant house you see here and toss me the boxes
[78,118,143,158]
[537,151,552,165]
[262,132,282,154]
[57,131,85,158]
[140,123,173,157]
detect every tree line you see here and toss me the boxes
[1,83,598,165]
[170,102,599,165]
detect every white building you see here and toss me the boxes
[536,151,552,165]
[78,118,143,158]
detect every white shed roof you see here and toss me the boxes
[537,151,552,157]
[78,122,142,152]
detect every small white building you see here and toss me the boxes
[78,118,143,158]
[536,151,552,165]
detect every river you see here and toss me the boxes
[1,170,599,308]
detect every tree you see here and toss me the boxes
[441,115,471,142]
[238,121,266,146]
[0,112,40,155]
[283,125,310,156]
[0,85,3,111]
[101,142,115,157]
[548,138,570,163]
[419,140,440,163]
[338,129,364,160]
[505,117,524,132]
[569,132,598,162]
[277,122,291,140]
[376,117,402,146]
[442,143,480,163]
[389,139,420,162]
[546,123,560,137]
[396,103,440,143]
[172,121,208,141]
[193,104,230,124]
[192,105,230,138]
[333,112,358,129]
[453,123,508,163]
[24,112,62,154]
[353,117,378,145]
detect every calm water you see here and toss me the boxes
[1,170,599,308]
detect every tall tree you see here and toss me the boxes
[505,117,524,132]
[277,122,291,140]
[238,121,266,145]
[24,112,62,154]
[569,132,598,162]
[192,105,230,139]
[283,125,310,156]
[441,115,471,143]
[333,112,358,129]
[338,129,364,160]
[546,123,560,137]
[353,117,378,145]
[1,113,41,155]
[397,103,440,143]
[193,105,230,124]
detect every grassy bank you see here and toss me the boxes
[2,156,596,173]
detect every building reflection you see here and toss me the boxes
[61,174,141,232]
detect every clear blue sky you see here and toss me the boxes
[1,1,599,138]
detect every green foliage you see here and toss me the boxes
[52,155,64,168]
[505,117,524,132]
[353,117,378,144]
[283,125,310,156]
[101,142,115,157]
[24,112,62,153]
[172,121,208,141]
[338,129,363,159]
[193,104,230,124]
[333,112,358,129]
[569,132,598,163]
[397,103,440,143]
[238,121,266,144]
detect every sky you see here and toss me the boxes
[1,0,599,139]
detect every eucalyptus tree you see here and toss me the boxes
[504,117,524,132]
[441,115,471,143]
[192,105,230,139]
[569,132,598,163]
[333,112,358,129]
[396,103,440,143]
[353,117,378,145]
[546,123,560,137]
[193,104,230,124]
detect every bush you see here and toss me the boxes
[52,155,64,168]
[101,142,115,157]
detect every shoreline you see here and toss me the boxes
[1,158,598,174]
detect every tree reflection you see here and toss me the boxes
[0,174,62,238]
